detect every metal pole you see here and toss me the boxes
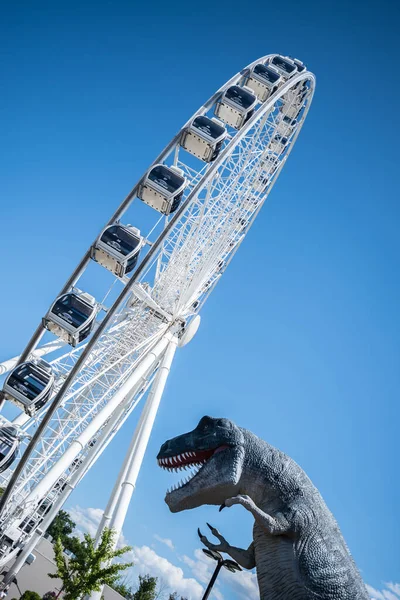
[89,338,177,600]
[201,561,223,600]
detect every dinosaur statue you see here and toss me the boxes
[157,416,369,599]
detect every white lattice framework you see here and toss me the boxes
[0,54,315,568]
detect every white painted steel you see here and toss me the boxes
[89,338,178,600]
[0,54,315,576]
[2,334,171,540]
[0,339,66,376]
[1,375,154,586]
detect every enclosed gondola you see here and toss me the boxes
[293,58,306,72]
[246,63,282,102]
[282,82,307,106]
[268,134,289,155]
[243,195,261,211]
[91,223,142,277]
[234,218,248,233]
[276,114,297,136]
[54,474,68,492]
[269,56,297,79]
[2,359,54,416]
[215,85,257,129]
[19,499,52,535]
[43,290,97,347]
[255,171,272,191]
[259,154,280,176]
[138,164,186,215]
[0,426,19,473]
[181,116,227,162]
[279,99,303,120]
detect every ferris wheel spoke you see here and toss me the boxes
[0,55,315,570]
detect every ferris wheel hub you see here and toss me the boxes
[179,315,201,347]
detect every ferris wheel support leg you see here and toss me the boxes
[13,334,172,519]
[89,337,178,600]
[0,378,149,589]
[93,397,148,546]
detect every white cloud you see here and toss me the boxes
[181,547,257,600]
[69,505,204,599]
[68,505,103,538]
[129,545,203,599]
[153,534,175,550]
[387,584,400,596]
[68,505,399,600]
[366,583,400,600]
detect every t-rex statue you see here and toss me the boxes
[157,415,369,599]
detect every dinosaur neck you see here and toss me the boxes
[237,433,308,510]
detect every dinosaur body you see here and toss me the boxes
[157,416,369,600]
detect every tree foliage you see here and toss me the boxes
[112,580,135,599]
[47,510,76,545]
[19,592,42,600]
[131,574,158,600]
[49,528,133,600]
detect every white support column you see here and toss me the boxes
[0,376,149,589]
[93,397,148,545]
[12,334,172,521]
[89,337,178,600]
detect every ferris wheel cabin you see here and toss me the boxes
[243,195,260,211]
[91,224,142,277]
[269,56,297,79]
[180,116,227,162]
[0,426,19,473]
[42,290,97,347]
[246,64,282,102]
[215,85,257,129]
[139,165,187,215]
[282,82,308,106]
[268,134,289,155]
[280,101,303,120]
[292,58,306,72]
[19,499,53,535]
[2,359,54,415]
[276,115,297,136]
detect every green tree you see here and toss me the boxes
[19,593,42,600]
[168,594,187,600]
[47,510,76,544]
[132,574,158,600]
[49,527,133,600]
[112,580,134,599]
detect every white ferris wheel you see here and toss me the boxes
[0,53,315,589]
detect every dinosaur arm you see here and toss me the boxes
[224,495,292,536]
[225,541,256,570]
[198,526,256,569]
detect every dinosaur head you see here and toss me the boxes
[157,416,245,512]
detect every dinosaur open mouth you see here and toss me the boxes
[157,445,229,494]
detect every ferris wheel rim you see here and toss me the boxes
[0,56,315,524]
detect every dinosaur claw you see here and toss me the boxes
[197,528,203,539]
[219,503,226,512]
[206,522,214,532]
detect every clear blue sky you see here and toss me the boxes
[1,0,399,597]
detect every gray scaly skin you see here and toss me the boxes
[157,416,369,600]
